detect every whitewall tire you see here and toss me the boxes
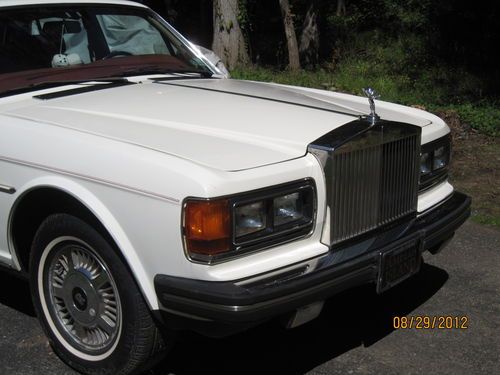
[29,214,167,374]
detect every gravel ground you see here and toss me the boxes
[0,220,498,375]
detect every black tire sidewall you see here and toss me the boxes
[29,214,158,375]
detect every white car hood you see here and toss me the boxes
[4,78,432,171]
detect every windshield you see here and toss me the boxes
[0,4,213,94]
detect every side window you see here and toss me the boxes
[96,15,170,55]
[0,18,72,71]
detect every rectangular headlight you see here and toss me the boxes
[234,184,314,246]
[235,201,267,237]
[432,146,449,170]
[274,192,303,226]
[183,180,315,263]
[419,134,451,191]
[420,152,432,175]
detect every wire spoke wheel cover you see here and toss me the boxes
[38,236,122,359]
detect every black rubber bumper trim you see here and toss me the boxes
[417,192,471,250]
[158,265,375,323]
[154,191,471,324]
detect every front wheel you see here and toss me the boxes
[30,214,167,374]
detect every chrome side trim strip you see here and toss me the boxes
[0,184,16,194]
[0,155,179,204]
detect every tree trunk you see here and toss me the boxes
[279,0,300,70]
[163,0,178,24]
[299,4,319,69]
[336,0,346,16]
[212,0,249,70]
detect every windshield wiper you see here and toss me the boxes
[0,77,131,98]
[110,66,214,79]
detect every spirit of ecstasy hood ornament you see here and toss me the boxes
[362,87,380,125]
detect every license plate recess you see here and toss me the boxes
[377,237,422,293]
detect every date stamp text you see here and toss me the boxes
[393,316,469,329]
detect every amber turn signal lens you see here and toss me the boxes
[184,199,231,256]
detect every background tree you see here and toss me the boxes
[299,2,319,68]
[279,0,300,70]
[212,0,249,69]
[141,0,499,98]
[336,0,346,16]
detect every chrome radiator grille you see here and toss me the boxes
[309,121,421,246]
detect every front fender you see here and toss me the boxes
[9,175,160,309]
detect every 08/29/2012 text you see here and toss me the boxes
[393,316,469,329]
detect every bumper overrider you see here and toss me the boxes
[154,191,470,335]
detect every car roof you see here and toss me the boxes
[0,0,146,9]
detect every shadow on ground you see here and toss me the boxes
[0,271,35,317]
[150,263,449,375]
[0,263,448,375]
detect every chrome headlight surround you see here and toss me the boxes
[182,179,316,264]
[419,134,451,192]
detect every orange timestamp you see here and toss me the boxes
[393,315,469,329]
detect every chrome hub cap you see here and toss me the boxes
[72,287,88,311]
[44,242,121,354]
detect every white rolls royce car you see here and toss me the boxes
[0,0,471,374]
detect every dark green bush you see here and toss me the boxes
[450,104,500,137]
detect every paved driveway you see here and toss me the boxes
[1,220,498,374]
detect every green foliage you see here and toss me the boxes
[322,0,434,54]
[380,0,433,32]
[471,214,500,228]
[237,0,250,33]
[448,104,500,137]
